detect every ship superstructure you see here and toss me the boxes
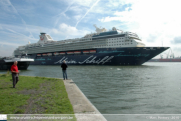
[13,25,169,65]
[14,26,145,55]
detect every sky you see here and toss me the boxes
[0,0,181,58]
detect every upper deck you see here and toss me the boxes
[14,25,145,56]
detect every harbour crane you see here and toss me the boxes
[160,48,174,59]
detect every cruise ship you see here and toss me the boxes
[13,25,169,65]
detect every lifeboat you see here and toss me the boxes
[54,52,59,55]
[90,50,96,53]
[74,51,81,54]
[37,54,41,56]
[60,52,66,55]
[67,52,74,54]
[83,50,89,53]
[42,53,47,56]
[47,53,52,56]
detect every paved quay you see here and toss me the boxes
[63,79,107,121]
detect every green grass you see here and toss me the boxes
[0,73,74,114]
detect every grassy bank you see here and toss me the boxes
[0,73,74,114]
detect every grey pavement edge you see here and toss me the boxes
[63,79,107,121]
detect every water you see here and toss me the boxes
[1,62,181,115]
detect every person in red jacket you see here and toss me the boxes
[11,61,19,88]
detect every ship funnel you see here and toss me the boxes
[40,32,46,35]
[38,32,54,43]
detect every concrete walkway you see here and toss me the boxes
[63,79,107,121]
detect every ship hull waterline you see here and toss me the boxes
[149,59,181,62]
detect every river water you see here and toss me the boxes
[1,62,181,119]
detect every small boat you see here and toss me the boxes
[37,54,41,56]
[54,52,59,55]
[0,57,34,70]
[90,50,96,53]
[74,51,81,54]
[42,53,47,56]
[60,52,65,55]
[67,52,74,54]
[47,53,52,56]
[83,51,89,53]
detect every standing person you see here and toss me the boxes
[11,61,19,88]
[61,60,68,80]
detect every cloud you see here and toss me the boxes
[98,0,181,46]
[147,34,159,43]
[74,15,82,21]
[1,0,181,57]
[0,41,18,56]
[0,0,35,39]
[171,36,181,44]
[0,24,2,30]
[0,46,16,57]
[173,47,181,53]
[73,0,96,7]
[0,0,18,14]
[0,23,40,41]
[0,41,19,46]
[51,23,90,40]
[74,0,100,27]
[53,2,74,27]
